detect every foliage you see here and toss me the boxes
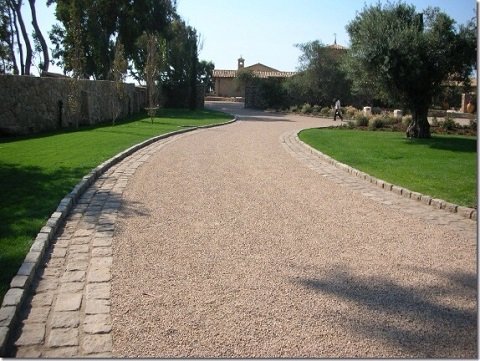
[27,0,49,72]
[299,128,476,208]
[320,107,331,116]
[469,119,477,130]
[7,0,33,74]
[441,116,457,131]
[345,2,477,138]
[355,114,369,127]
[344,106,358,119]
[141,33,165,108]
[48,0,203,110]
[198,60,214,93]
[369,116,385,130]
[49,0,119,78]
[0,108,232,303]
[284,41,352,106]
[0,0,12,73]
[111,40,128,125]
[235,68,256,88]
[301,103,312,114]
[161,19,199,109]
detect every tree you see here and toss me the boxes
[27,0,48,72]
[49,0,120,79]
[162,19,199,108]
[0,0,13,73]
[49,0,177,80]
[5,2,20,74]
[118,0,176,81]
[346,2,477,138]
[293,41,351,106]
[197,60,214,93]
[111,39,127,125]
[7,0,32,74]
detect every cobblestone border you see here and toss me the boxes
[295,131,477,221]
[0,117,237,355]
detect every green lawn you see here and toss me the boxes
[299,128,476,208]
[0,108,231,302]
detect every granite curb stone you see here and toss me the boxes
[295,132,476,220]
[0,116,237,356]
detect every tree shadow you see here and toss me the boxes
[238,115,295,122]
[118,199,150,218]
[404,135,476,153]
[294,265,477,358]
[0,162,92,302]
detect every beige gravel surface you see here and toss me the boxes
[111,102,477,358]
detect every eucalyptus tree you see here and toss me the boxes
[7,0,31,74]
[27,0,48,71]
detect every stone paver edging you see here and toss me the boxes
[0,117,236,356]
[295,130,477,220]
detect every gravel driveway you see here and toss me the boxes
[111,102,477,358]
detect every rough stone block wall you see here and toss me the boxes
[0,75,147,136]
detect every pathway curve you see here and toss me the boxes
[8,102,477,358]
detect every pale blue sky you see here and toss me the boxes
[25,0,478,75]
[177,0,477,71]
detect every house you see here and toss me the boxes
[212,57,296,98]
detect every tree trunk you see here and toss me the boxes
[6,6,19,74]
[28,0,49,72]
[406,105,431,138]
[11,0,32,75]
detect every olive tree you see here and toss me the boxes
[346,2,476,138]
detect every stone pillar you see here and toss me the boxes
[460,93,468,113]
[363,106,372,116]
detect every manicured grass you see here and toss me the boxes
[0,108,231,301]
[299,128,476,208]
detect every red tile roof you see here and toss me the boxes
[213,69,296,78]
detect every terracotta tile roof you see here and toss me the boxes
[213,69,296,78]
[212,70,238,78]
[327,43,347,50]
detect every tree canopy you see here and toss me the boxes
[45,0,205,108]
[287,41,351,106]
[345,2,477,138]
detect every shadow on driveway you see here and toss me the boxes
[294,265,477,358]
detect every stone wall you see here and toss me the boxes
[0,75,147,136]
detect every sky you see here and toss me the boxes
[23,0,478,75]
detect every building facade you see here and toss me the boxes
[212,57,296,98]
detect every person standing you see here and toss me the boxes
[334,98,343,121]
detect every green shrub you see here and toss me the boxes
[431,116,439,126]
[392,121,408,132]
[320,107,331,116]
[441,116,456,130]
[344,106,358,119]
[312,105,321,114]
[355,114,369,127]
[301,103,313,113]
[385,114,401,125]
[290,105,299,113]
[402,115,413,126]
[372,106,382,115]
[347,121,356,129]
[469,119,477,130]
[369,116,385,129]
